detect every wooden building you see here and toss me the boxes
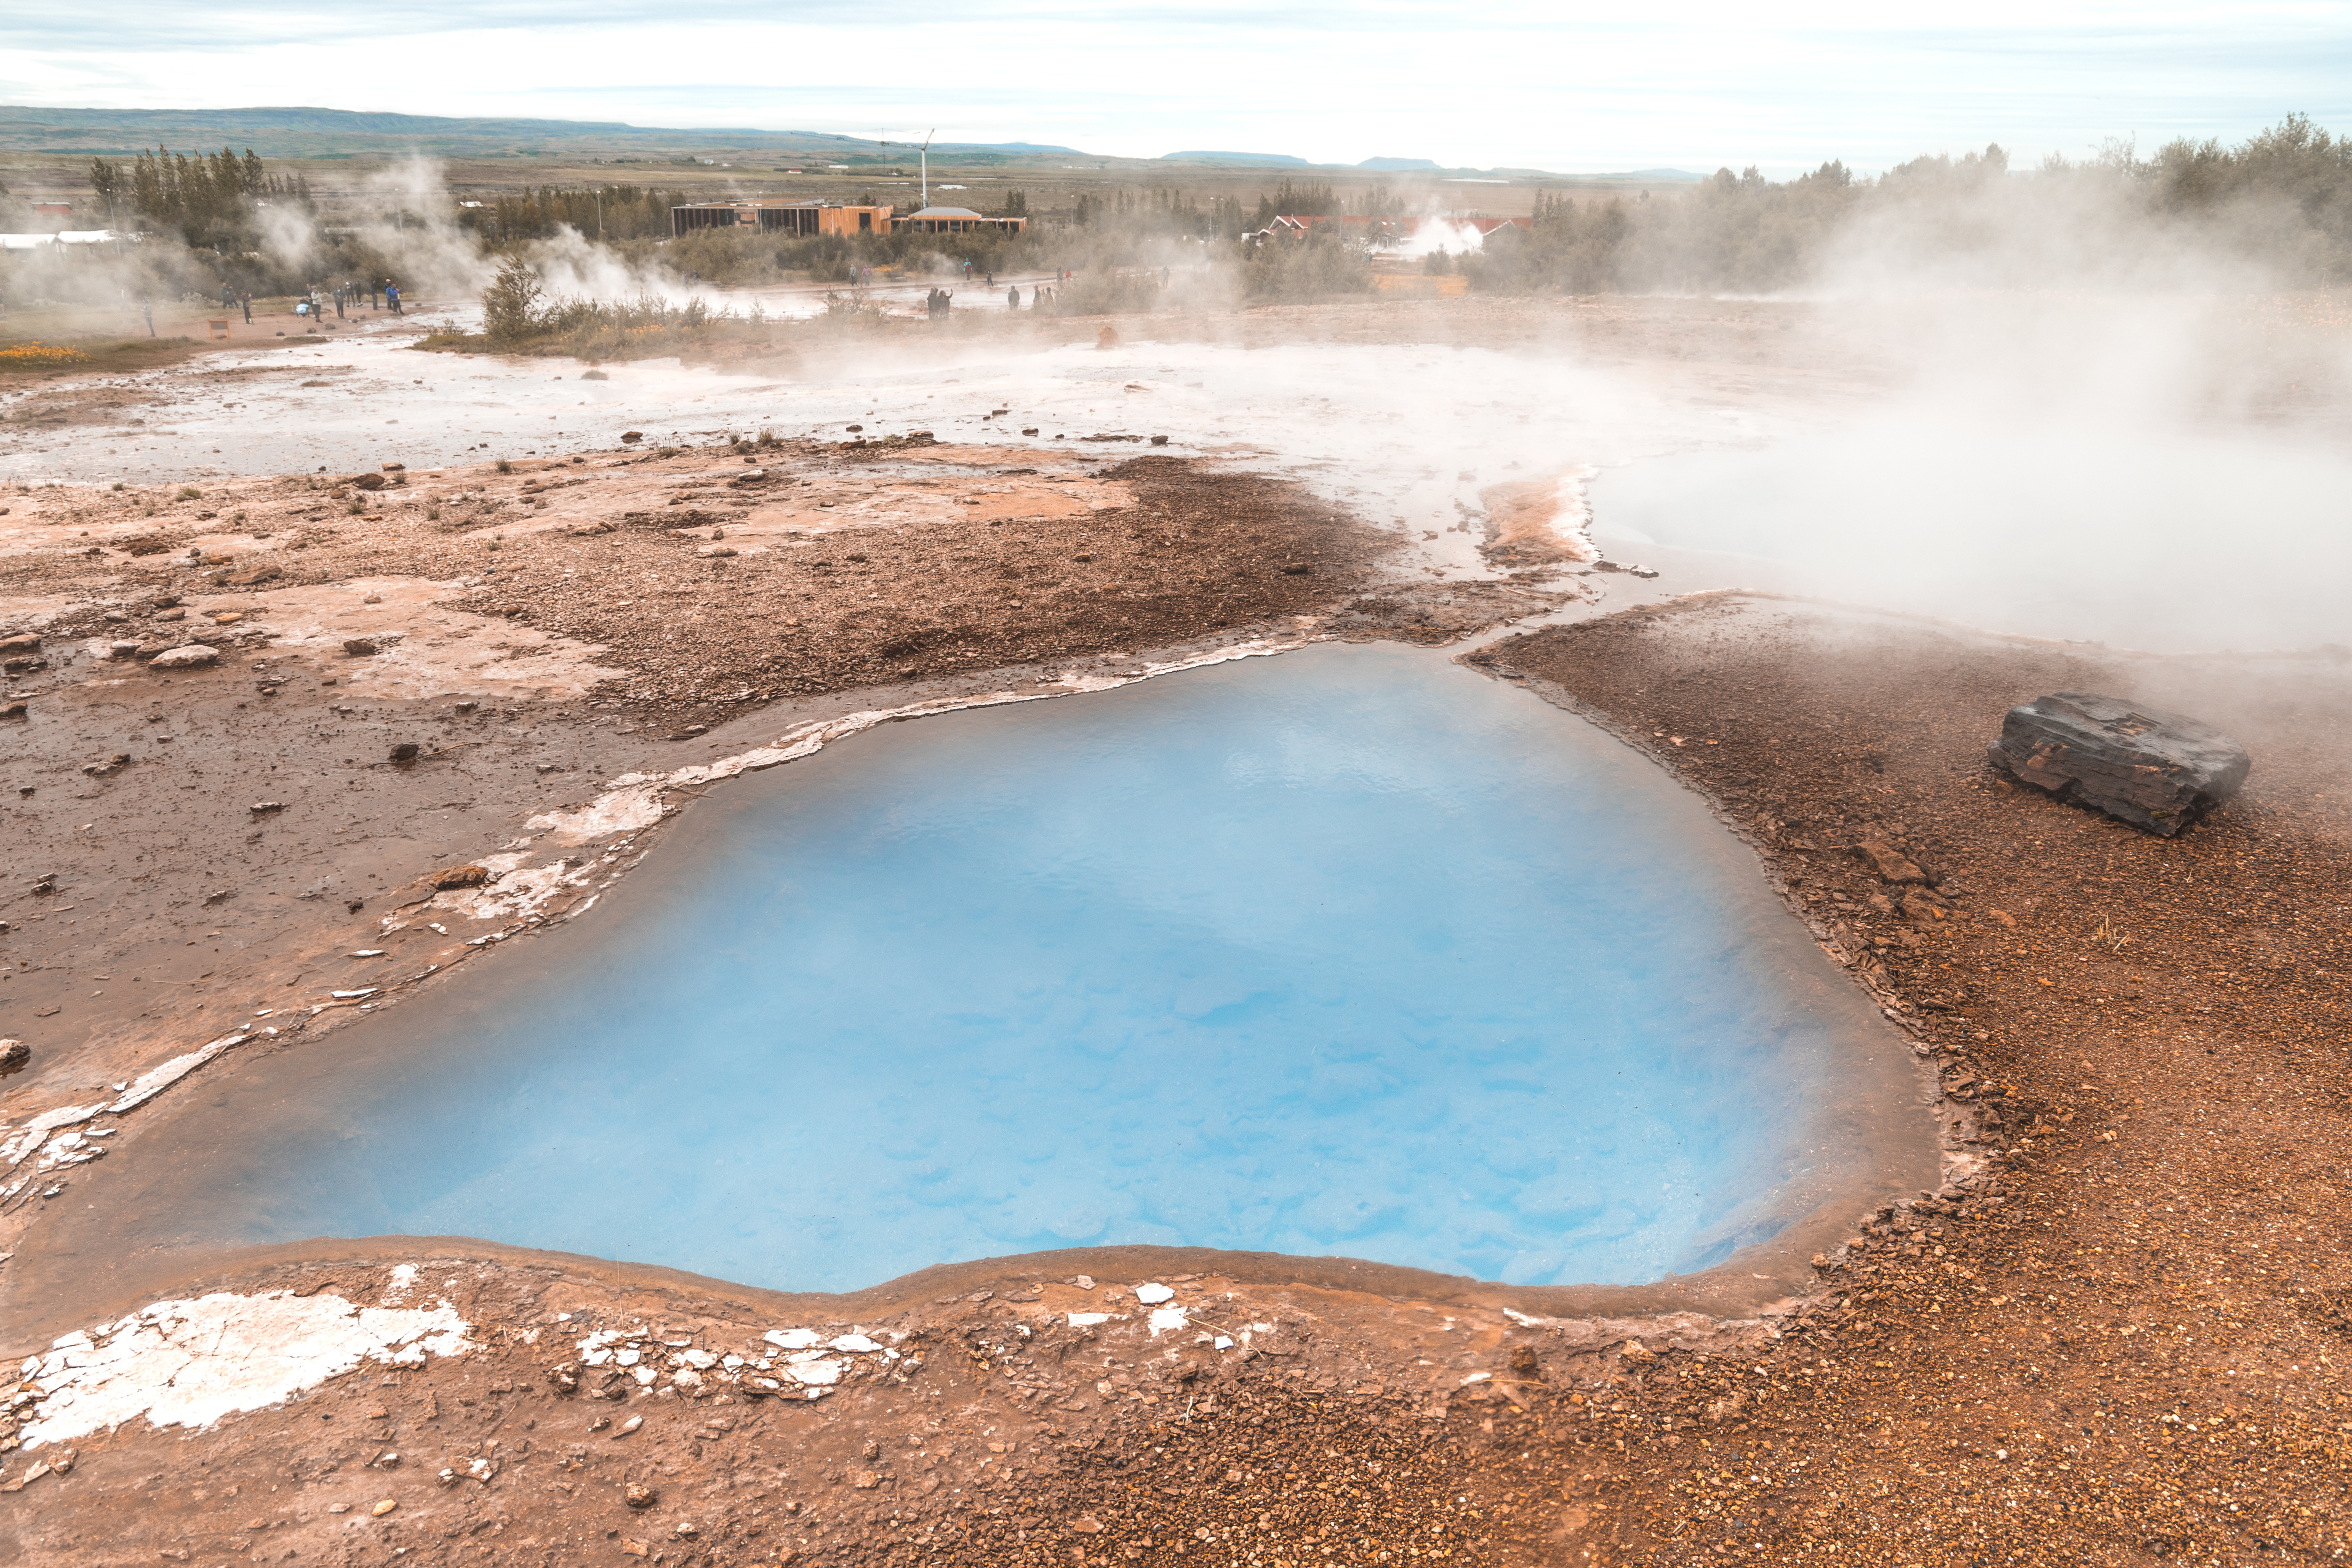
[669,202,895,238]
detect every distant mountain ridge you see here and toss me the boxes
[0,106,1705,182]
[0,105,1079,160]
[1159,147,1703,182]
[1159,150,1313,167]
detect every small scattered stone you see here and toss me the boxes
[849,1469,881,1490]
[342,638,380,657]
[371,1499,397,1517]
[1134,1282,1175,1304]
[1854,841,1927,884]
[150,645,221,670]
[0,633,40,655]
[615,1414,643,1437]
[431,864,490,890]
[625,1482,655,1509]
[388,742,420,762]
[0,1039,29,1074]
[249,801,286,814]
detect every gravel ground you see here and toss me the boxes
[1464,596,2352,1565]
[10,596,2346,1567]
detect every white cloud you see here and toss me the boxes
[2,5,2347,172]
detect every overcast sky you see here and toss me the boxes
[8,2,2351,173]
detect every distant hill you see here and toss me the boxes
[0,105,1082,162]
[1158,151,1313,167]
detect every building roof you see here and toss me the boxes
[904,206,988,220]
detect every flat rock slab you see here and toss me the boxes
[1988,692,2250,835]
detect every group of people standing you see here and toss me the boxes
[259,278,403,327]
[926,271,1076,318]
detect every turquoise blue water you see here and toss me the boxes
[123,644,1896,1292]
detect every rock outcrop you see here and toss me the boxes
[1988,692,2250,835]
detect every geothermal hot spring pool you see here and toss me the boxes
[88,644,1926,1297]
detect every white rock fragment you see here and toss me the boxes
[1134,1283,1175,1305]
[1147,1307,1190,1338]
[1067,1313,1112,1328]
[764,1328,821,1351]
[828,1334,881,1353]
[783,1358,843,1386]
[15,1284,471,1449]
[150,645,221,669]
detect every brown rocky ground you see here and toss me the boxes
[0,1247,1777,1568]
[1472,598,2352,1565]
[5,439,1582,1128]
[8,595,2349,1566]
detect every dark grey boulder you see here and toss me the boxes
[1988,692,2250,835]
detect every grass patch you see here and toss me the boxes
[0,337,210,378]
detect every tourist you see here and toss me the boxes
[1007,285,1020,310]
[387,282,403,315]
[239,291,253,324]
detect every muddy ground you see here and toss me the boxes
[7,596,2349,1565]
